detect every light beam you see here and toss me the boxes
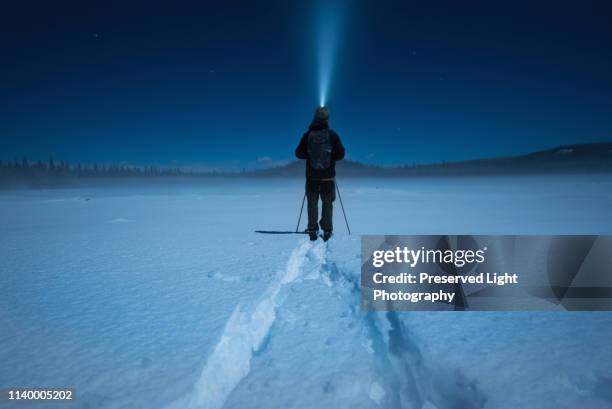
[315,1,344,108]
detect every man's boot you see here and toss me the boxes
[323,230,332,242]
[308,229,318,241]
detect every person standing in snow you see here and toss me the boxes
[295,107,345,241]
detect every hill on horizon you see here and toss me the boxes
[250,142,612,177]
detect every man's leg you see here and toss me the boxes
[319,180,336,234]
[306,180,320,233]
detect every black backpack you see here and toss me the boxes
[307,129,332,170]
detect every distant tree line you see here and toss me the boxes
[2,142,611,188]
[0,156,232,187]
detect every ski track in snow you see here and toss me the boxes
[320,250,486,409]
[165,239,326,409]
[165,239,487,409]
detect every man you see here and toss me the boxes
[295,107,345,241]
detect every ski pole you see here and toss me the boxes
[335,180,351,235]
[295,192,306,233]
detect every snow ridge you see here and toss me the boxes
[170,240,324,409]
[167,240,485,409]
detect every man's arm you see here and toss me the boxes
[333,132,345,160]
[295,133,309,159]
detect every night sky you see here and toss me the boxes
[2,1,611,169]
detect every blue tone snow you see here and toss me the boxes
[1,175,612,409]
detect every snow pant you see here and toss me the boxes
[306,179,335,232]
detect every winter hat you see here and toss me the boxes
[314,106,329,122]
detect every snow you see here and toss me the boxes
[168,241,325,409]
[1,174,612,409]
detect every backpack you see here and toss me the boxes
[307,129,332,170]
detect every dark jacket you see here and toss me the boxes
[295,122,345,179]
